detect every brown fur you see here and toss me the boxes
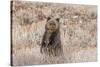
[40,17,63,56]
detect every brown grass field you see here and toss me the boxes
[11,1,97,66]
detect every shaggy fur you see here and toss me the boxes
[40,17,63,56]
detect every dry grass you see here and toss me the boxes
[11,1,97,66]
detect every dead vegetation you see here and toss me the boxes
[11,1,97,66]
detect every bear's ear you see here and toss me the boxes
[56,18,59,22]
[47,17,51,22]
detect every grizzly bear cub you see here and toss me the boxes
[40,17,63,56]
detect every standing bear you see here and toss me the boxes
[40,17,63,56]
